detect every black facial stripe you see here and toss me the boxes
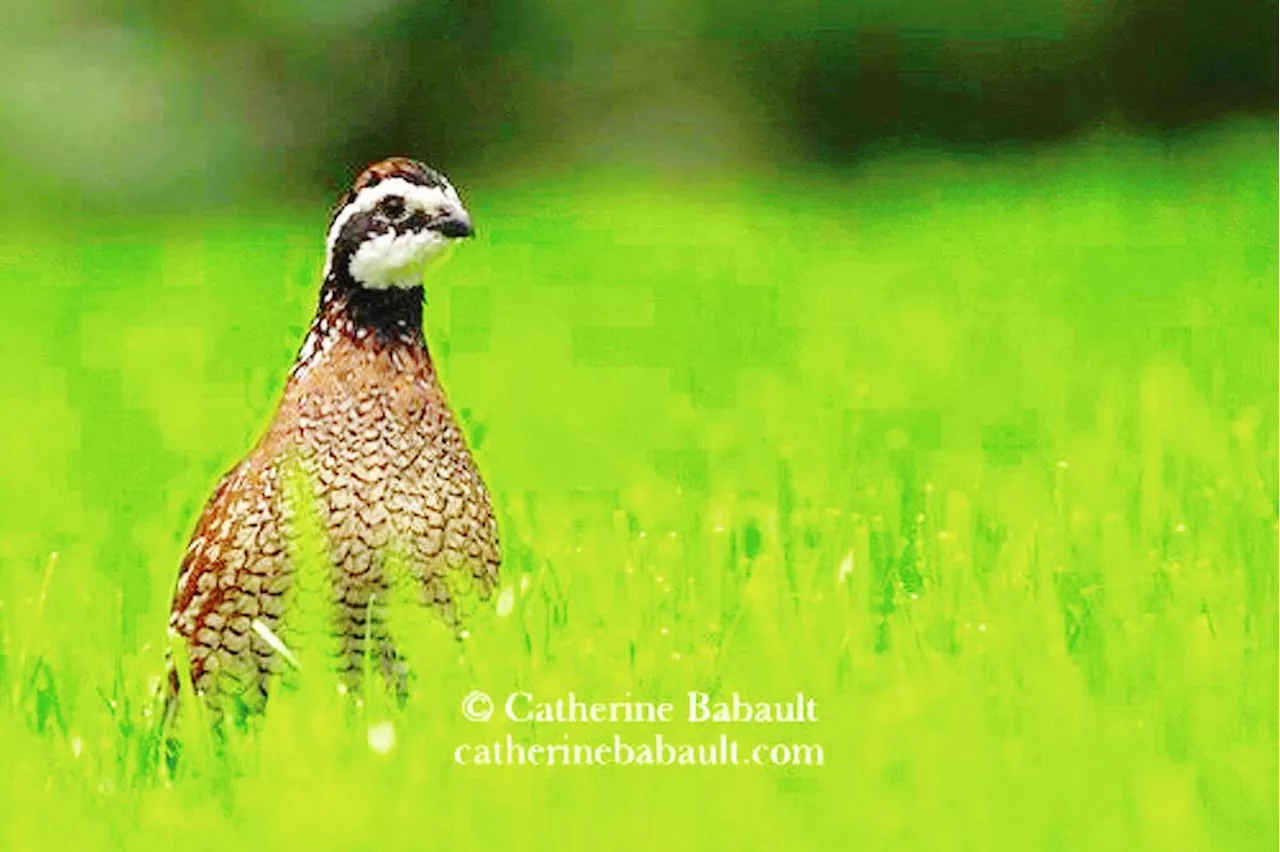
[331,208,437,271]
[379,195,406,218]
[333,209,391,261]
[404,210,430,232]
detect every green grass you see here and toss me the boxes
[1,122,1276,851]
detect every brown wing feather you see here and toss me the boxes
[169,454,292,704]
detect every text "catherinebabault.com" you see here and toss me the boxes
[454,691,824,768]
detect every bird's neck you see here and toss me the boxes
[319,273,425,337]
[291,274,432,375]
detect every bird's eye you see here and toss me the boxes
[379,195,408,221]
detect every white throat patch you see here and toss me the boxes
[349,229,451,290]
[323,176,465,290]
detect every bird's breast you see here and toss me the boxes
[264,336,489,570]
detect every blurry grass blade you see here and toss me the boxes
[251,619,300,670]
[13,552,58,708]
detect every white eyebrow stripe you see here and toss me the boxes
[322,177,461,278]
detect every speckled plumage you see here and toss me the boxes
[165,158,498,717]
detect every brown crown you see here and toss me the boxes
[330,157,448,223]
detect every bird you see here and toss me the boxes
[163,157,501,724]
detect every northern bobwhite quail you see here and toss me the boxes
[166,157,500,718]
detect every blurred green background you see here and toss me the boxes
[0,0,1275,203]
[1,3,1277,852]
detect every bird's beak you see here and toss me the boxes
[432,209,474,239]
